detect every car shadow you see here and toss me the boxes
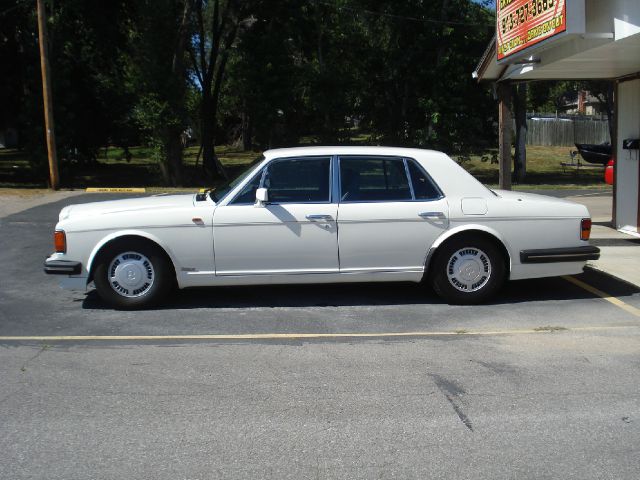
[81,268,640,310]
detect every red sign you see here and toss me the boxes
[497,0,567,61]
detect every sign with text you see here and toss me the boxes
[497,0,567,61]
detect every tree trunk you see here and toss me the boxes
[165,129,184,186]
[241,100,252,151]
[513,83,527,183]
[497,82,512,190]
[200,92,220,180]
[602,83,614,144]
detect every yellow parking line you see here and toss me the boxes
[563,276,640,318]
[0,326,635,342]
[85,187,146,193]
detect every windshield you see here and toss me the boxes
[209,155,264,202]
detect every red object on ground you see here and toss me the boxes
[604,158,614,185]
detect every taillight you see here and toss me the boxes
[580,218,592,241]
[54,230,66,253]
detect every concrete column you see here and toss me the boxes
[615,78,640,236]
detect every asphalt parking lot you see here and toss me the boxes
[1,193,639,479]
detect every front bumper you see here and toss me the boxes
[44,259,83,275]
[520,246,601,264]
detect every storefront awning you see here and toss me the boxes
[473,0,640,81]
[474,16,640,82]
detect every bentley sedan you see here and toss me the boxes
[45,147,600,308]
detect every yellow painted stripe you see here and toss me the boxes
[563,276,640,318]
[0,326,635,342]
[85,187,146,193]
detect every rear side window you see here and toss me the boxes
[407,160,441,200]
[339,156,411,202]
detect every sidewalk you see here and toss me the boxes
[0,189,85,219]
[567,193,640,288]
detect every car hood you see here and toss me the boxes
[59,194,201,221]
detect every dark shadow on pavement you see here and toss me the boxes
[81,268,640,311]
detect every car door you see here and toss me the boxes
[336,155,449,273]
[213,156,339,275]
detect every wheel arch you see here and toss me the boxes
[425,225,513,279]
[87,230,179,283]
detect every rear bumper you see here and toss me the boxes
[520,246,600,264]
[44,259,82,275]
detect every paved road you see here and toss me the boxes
[1,193,639,479]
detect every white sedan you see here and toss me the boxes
[44,146,600,308]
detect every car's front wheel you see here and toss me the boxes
[93,240,174,309]
[430,236,506,305]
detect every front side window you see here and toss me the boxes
[264,156,331,203]
[229,171,262,205]
[210,155,264,202]
[339,156,412,202]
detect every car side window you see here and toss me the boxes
[339,156,411,202]
[229,170,263,205]
[407,159,441,200]
[264,156,331,203]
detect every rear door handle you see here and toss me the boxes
[306,214,333,220]
[419,211,445,219]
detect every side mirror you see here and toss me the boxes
[255,187,268,207]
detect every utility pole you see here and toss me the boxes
[36,0,59,190]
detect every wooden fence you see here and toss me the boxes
[525,117,610,147]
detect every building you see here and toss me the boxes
[473,0,640,237]
[560,90,606,116]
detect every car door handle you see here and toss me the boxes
[419,211,445,219]
[306,214,333,220]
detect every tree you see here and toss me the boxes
[579,80,614,142]
[528,79,614,142]
[1,0,137,181]
[353,0,495,152]
[128,0,194,186]
[4,0,498,186]
[188,0,255,180]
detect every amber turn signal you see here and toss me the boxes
[580,218,592,241]
[54,230,67,253]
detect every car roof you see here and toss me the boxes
[263,145,445,159]
[261,146,491,198]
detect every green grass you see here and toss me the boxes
[456,145,607,189]
[0,144,610,190]
[0,148,42,188]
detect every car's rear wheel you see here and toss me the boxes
[430,236,506,305]
[93,240,173,309]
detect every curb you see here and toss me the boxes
[585,264,640,291]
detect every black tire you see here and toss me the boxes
[93,239,174,309]
[430,235,506,305]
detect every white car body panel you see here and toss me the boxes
[213,203,339,275]
[337,199,449,273]
[45,147,596,293]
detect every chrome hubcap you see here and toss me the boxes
[108,251,154,298]
[447,247,491,292]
